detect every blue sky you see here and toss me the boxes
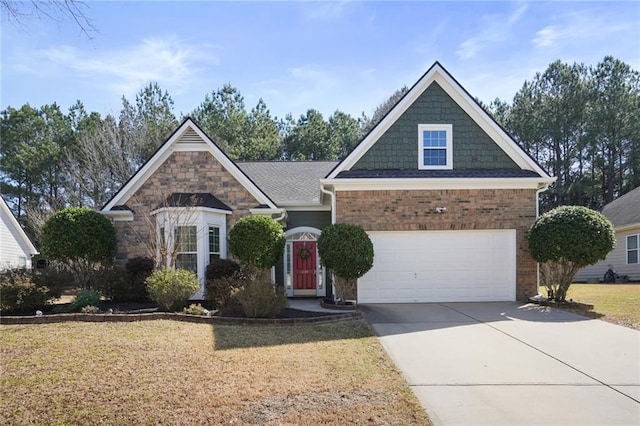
[1,1,638,121]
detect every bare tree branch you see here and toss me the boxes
[1,0,97,39]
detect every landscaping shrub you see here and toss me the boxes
[205,258,241,282]
[40,207,117,288]
[318,223,374,302]
[0,269,50,312]
[528,205,616,301]
[102,257,154,302]
[228,215,285,278]
[234,280,287,318]
[205,258,242,309]
[80,305,100,314]
[32,268,74,300]
[125,257,154,300]
[183,303,209,316]
[69,289,102,312]
[88,264,128,298]
[145,268,200,312]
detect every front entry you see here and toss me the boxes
[293,241,317,296]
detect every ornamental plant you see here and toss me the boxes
[145,268,200,312]
[317,223,374,303]
[228,215,285,279]
[40,207,117,288]
[528,205,615,302]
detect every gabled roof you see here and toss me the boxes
[101,118,278,213]
[326,61,553,183]
[238,161,337,206]
[0,196,38,255]
[601,186,640,228]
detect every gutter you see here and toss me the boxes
[320,184,336,224]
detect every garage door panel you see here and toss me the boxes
[358,230,516,303]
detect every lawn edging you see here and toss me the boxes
[0,311,362,326]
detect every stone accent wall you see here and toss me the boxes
[113,151,261,261]
[353,83,518,170]
[335,188,538,300]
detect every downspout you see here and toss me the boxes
[320,183,337,299]
[320,184,336,224]
[535,183,551,294]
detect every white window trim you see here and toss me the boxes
[418,124,453,170]
[627,233,639,265]
[153,207,229,298]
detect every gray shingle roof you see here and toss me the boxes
[158,193,232,211]
[601,186,640,228]
[238,162,338,205]
[335,169,542,179]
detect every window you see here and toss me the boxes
[175,226,197,272]
[628,234,639,264]
[209,226,220,263]
[419,124,453,170]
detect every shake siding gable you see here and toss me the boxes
[353,83,519,171]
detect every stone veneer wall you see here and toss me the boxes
[335,188,538,300]
[113,151,260,261]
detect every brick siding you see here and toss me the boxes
[335,188,538,301]
[114,151,260,261]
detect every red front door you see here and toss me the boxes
[293,241,317,295]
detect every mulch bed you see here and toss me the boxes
[0,300,362,325]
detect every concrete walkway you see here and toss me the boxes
[288,298,354,314]
[360,302,640,426]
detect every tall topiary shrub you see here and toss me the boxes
[40,207,117,288]
[317,223,374,303]
[528,205,615,302]
[228,215,285,279]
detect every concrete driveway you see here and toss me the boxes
[360,302,640,426]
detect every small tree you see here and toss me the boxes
[317,223,374,303]
[40,207,117,288]
[528,205,615,302]
[228,215,285,280]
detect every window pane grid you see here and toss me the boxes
[175,226,197,252]
[628,234,639,264]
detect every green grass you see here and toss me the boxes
[540,284,640,329]
[0,320,430,425]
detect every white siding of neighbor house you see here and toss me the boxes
[575,225,640,282]
[0,207,34,269]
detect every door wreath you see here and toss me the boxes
[298,245,312,260]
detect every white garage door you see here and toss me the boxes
[358,230,516,303]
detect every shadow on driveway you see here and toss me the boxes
[359,302,594,337]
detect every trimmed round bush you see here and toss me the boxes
[145,268,200,312]
[228,215,285,271]
[528,205,615,301]
[317,223,374,302]
[528,205,615,266]
[41,207,117,266]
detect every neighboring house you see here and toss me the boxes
[575,186,640,283]
[0,196,39,270]
[101,62,555,302]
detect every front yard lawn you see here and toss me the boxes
[0,320,430,425]
[541,284,640,330]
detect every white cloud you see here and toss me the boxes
[37,36,219,97]
[532,11,633,49]
[456,3,528,60]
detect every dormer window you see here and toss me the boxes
[418,124,453,169]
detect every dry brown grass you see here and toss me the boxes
[0,320,430,425]
[541,284,640,330]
